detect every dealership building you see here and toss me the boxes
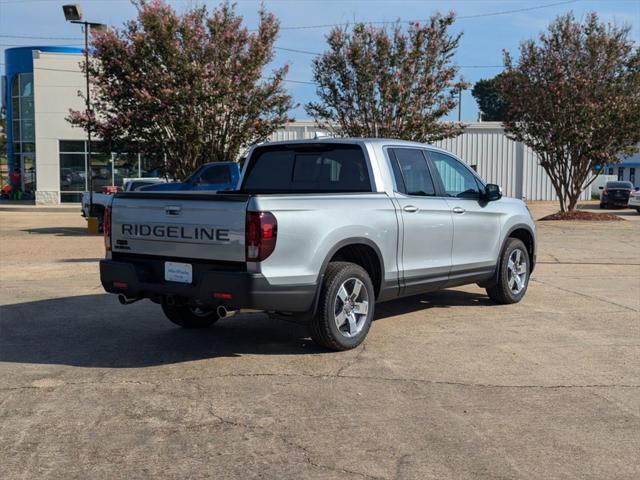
[4,45,636,205]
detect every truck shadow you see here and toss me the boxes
[374,289,491,320]
[22,227,92,236]
[0,290,491,368]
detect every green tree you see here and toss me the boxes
[471,74,509,121]
[305,13,464,141]
[500,12,640,212]
[68,0,293,179]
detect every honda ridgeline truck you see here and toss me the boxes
[100,139,536,350]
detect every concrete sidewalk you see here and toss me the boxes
[0,200,81,213]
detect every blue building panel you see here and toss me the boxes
[3,46,83,173]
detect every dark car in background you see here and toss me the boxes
[140,162,240,192]
[599,181,635,209]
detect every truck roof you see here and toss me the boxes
[259,137,451,154]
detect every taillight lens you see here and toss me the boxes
[104,205,112,252]
[246,211,277,262]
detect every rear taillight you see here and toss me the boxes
[104,205,112,252]
[246,211,277,262]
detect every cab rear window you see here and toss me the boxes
[241,144,372,193]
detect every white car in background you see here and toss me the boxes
[628,188,640,213]
[81,177,169,228]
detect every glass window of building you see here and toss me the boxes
[59,142,168,202]
[141,152,165,177]
[113,153,139,185]
[11,73,36,198]
[59,141,88,203]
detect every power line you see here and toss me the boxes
[3,38,504,69]
[274,0,579,30]
[30,65,318,84]
[0,0,580,31]
[458,0,578,19]
[0,34,81,41]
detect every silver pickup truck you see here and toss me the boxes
[100,139,536,350]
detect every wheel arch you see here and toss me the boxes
[310,238,385,316]
[480,223,536,288]
[506,225,536,272]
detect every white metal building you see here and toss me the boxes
[270,121,591,202]
[4,46,593,204]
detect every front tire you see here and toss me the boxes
[486,238,530,305]
[310,262,375,351]
[161,303,220,328]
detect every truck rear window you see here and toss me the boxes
[241,144,372,193]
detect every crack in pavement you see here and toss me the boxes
[2,371,639,394]
[335,342,367,377]
[207,407,387,480]
[531,278,639,313]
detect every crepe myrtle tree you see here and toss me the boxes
[68,0,293,180]
[305,13,465,141]
[499,12,640,213]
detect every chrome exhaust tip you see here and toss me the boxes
[217,305,238,318]
[118,294,142,305]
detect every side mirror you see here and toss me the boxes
[483,183,502,202]
[598,186,604,190]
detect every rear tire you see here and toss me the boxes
[310,262,375,351]
[486,238,530,305]
[161,303,220,328]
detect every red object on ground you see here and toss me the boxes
[9,171,21,185]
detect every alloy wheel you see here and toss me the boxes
[507,248,527,294]
[334,278,369,338]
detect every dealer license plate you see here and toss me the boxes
[164,262,193,284]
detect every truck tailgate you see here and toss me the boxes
[110,192,249,262]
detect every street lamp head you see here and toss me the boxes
[89,23,108,33]
[62,4,83,22]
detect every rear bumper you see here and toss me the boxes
[602,197,630,206]
[100,260,316,312]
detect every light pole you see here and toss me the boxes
[62,4,106,218]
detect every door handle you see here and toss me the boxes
[452,206,466,214]
[403,205,419,213]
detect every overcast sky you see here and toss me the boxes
[1,0,639,121]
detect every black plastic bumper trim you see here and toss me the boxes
[100,260,316,312]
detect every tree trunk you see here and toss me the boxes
[567,191,581,212]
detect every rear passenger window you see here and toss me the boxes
[242,144,371,193]
[390,148,436,196]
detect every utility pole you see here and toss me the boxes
[63,4,106,219]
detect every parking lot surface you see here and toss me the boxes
[0,202,638,479]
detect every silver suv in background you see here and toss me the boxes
[100,139,536,350]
